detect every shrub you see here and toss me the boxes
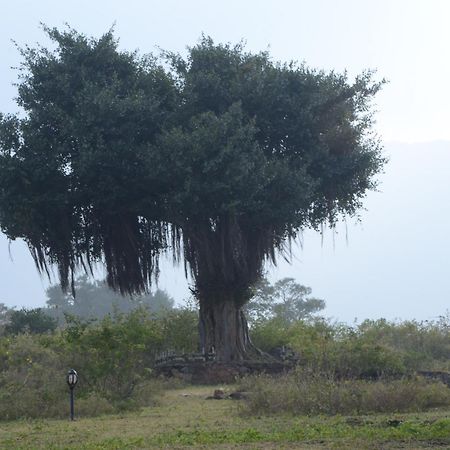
[61,309,165,401]
[0,310,167,420]
[250,317,294,351]
[0,334,68,420]
[240,370,450,416]
[5,308,57,335]
[158,305,199,354]
[315,338,407,379]
[357,316,450,371]
[250,314,450,375]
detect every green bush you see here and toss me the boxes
[250,317,294,351]
[61,309,165,401]
[0,334,69,420]
[5,308,57,335]
[308,337,407,379]
[158,305,199,354]
[250,314,450,375]
[0,307,447,421]
[0,310,169,420]
[356,316,450,371]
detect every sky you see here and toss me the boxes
[0,0,449,322]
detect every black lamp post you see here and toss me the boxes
[66,369,78,420]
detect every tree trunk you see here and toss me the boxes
[199,298,254,362]
[182,217,266,362]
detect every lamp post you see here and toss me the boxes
[66,369,78,421]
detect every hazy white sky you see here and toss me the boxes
[2,0,450,142]
[1,1,449,321]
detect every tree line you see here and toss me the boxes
[0,276,324,335]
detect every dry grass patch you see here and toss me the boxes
[0,385,449,449]
[240,371,450,416]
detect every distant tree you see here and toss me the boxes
[271,278,325,324]
[245,279,276,324]
[246,278,325,325]
[45,275,174,321]
[0,27,385,361]
[5,308,57,334]
[0,302,11,327]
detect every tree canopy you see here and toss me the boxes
[0,27,385,360]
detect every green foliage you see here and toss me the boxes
[251,314,450,375]
[246,277,325,325]
[311,336,407,379]
[356,315,450,370]
[0,307,192,420]
[61,309,164,402]
[0,26,386,361]
[250,317,293,351]
[0,27,385,304]
[0,26,177,294]
[0,309,448,421]
[0,334,73,420]
[5,308,57,335]
[158,304,199,353]
[240,371,450,416]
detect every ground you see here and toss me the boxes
[0,385,449,449]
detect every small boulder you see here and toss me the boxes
[228,391,248,400]
[213,389,225,399]
[206,389,226,400]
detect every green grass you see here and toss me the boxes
[0,386,449,449]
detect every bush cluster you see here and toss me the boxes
[0,305,448,420]
[0,307,197,420]
[240,370,450,416]
[250,314,450,376]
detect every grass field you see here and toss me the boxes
[0,385,449,449]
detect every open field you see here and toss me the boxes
[0,385,449,449]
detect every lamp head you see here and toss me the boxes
[66,369,78,388]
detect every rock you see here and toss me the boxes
[205,389,227,400]
[228,391,248,400]
[213,389,225,399]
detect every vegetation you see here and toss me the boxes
[240,371,450,416]
[5,308,57,334]
[251,313,450,375]
[245,277,325,325]
[0,22,445,450]
[0,27,385,361]
[0,386,449,449]
[0,303,11,327]
[0,302,448,422]
[0,296,448,447]
[45,275,174,322]
[0,307,197,420]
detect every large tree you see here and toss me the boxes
[0,27,385,361]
